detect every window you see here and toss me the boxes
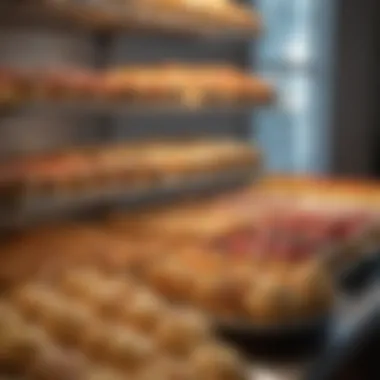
[253,0,335,173]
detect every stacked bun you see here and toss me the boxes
[2,175,380,327]
[45,0,260,32]
[0,139,259,203]
[0,68,31,105]
[141,248,334,325]
[2,269,248,380]
[128,0,261,31]
[0,222,335,327]
[0,64,273,108]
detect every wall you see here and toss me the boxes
[331,0,378,177]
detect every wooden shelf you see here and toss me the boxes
[0,1,261,38]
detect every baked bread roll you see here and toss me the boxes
[11,283,60,323]
[154,308,210,356]
[144,257,197,301]
[107,328,156,370]
[83,367,126,380]
[0,68,30,105]
[29,342,87,380]
[136,357,195,380]
[192,272,248,318]
[121,289,167,333]
[240,76,275,104]
[190,342,247,380]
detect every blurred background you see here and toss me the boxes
[254,0,335,174]
[254,0,378,177]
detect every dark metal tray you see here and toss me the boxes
[216,315,332,359]
[338,252,380,294]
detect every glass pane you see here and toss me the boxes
[255,0,315,68]
[253,0,333,174]
[255,71,316,173]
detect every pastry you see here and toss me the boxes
[29,342,87,380]
[3,270,249,378]
[121,289,167,333]
[103,327,156,370]
[144,257,197,301]
[0,68,30,105]
[190,342,247,380]
[154,308,210,356]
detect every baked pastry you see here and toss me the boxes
[0,68,31,105]
[190,342,247,380]
[102,326,156,370]
[4,269,249,379]
[28,342,87,380]
[154,308,211,356]
[0,63,270,108]
[240,76,275,104]
[102,69,136,101]
[0,139,258,205]
[121,289,167,333]
[83,367,126,380]
[135,357,192,380]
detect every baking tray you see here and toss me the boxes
[303,282,380,380]
[216,315,331,359]
[338,251,380,294]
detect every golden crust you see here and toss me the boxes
[3,270,248,379]
[0,64,271,106]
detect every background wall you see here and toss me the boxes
[252,0,336,174]
[331,0,378,177]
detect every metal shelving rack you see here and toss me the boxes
[0,0,261,228]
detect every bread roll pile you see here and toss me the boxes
[129,0,261,30]
[0,220,335,327]
[0,269,248,380]
[50,0,261,32]
[109,177,380,267]
[0,139,260,203]
[140,249,334,324]
[0,64,273,108]
[0,224,167,290]
[2,176,380,327]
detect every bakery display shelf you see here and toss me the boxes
[0,168,257,229]
[0,1,260,39]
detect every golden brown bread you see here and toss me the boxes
[0,63,272,106]
[3,269,249,379]
[0,140,259,203]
